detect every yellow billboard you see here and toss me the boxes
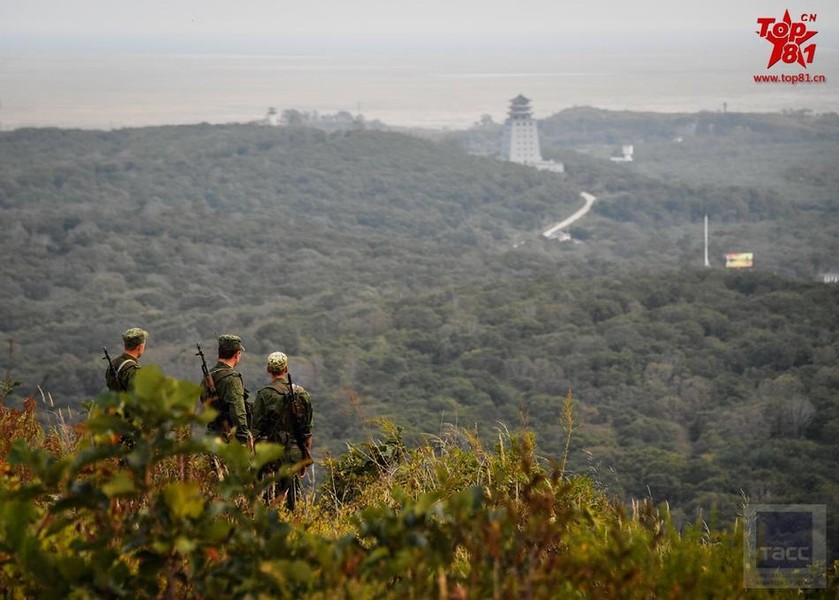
[725,252,754,268]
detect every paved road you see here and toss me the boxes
[542,192,597,239]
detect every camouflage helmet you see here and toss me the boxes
[266,351,288,374]
[218,334,245,355]
[122,327,148,348]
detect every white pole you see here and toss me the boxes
[704,215,710,267]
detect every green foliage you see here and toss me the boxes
[320,419,408,509]
[0,342,22,406]
[1,373,836,597]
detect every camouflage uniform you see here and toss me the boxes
[104,327,148,450]
[104,328,148,392]
[203,335,252,445]
[105,352,141,392]
[253,351,313,509]
[253,379,313,459]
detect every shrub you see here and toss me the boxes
[0,369,835,598]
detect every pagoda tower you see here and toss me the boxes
[501,94,543,164]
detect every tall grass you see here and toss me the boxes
[0,369,835,598]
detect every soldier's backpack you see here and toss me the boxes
[105,357,139,392]
[264,377,309,457]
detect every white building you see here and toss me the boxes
[501,95,564,173]
[610,145,634,162]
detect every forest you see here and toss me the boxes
[0,108,837,569]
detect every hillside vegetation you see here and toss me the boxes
[1,112,837,562]
[1,377,835,597]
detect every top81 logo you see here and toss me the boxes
[756,9,818,68]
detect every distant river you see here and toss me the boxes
[1,48,837,130]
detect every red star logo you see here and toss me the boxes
[760,10,818,68]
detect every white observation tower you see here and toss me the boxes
[501,94,563,173]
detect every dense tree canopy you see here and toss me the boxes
[1,111,837,557]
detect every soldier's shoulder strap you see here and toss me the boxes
[115,357,139,375]
[209,366,238,385]
[264,380,305,397]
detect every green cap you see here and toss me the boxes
[218,334,245,355]
[266,351,288,374]
[122,328,148,348]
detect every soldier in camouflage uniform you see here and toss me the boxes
[105,327,148,392]
[203,334,252,447]
[252,351,313,510]
[104,327,148,450]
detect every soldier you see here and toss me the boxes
[252,351,313,510]
[105,327,148,392]
[202,334,252,447]
[104,327,148,450]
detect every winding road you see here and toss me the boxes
[542,192,596,239]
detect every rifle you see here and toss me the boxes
[286,372,312,464]
[196,342,217,405]
[102,347,125,392]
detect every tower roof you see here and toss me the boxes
[507,94,533,118]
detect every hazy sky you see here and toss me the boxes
[2,0,834,39]
[0,1,835,130]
